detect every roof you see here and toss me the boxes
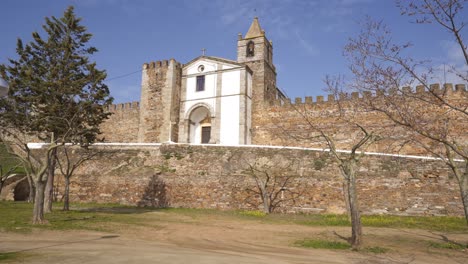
[183,56,243,68]
[245,17,264,39]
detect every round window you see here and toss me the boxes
[198,65,205,72]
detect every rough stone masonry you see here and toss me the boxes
[63,144,464,216]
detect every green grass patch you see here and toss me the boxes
[0,252,32,262]
[238,210,267,218]
[297,214,350,227]
[429,241,467,250]
[1,201,467,233]
[296,214,467,232]
[0,201,160,233]
[0,252,17,262]
[363,246,389,254]
[295,239,351,250]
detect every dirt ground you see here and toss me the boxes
[1,211,467,264]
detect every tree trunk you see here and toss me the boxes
[27,174,35,203]
[44,148,57,213]
[347,170,362,250]
[458,170,468,225]
[63,176,70,211]
[32,180,47,224]
[0,181,4,196]
[342,181,351,221]
[263,192,271,214]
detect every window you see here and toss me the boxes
[201,126,211,143]
[246,41,255,57]
[196,75,205,92]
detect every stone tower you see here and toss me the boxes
[138,59,182,143]
[237,17,277,109]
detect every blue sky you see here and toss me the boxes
[1,0,466,103]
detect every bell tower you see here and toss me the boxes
[237,17,277,109]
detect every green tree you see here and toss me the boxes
[0,6,113,224]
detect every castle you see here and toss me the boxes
[101,18,283,145]
[8,18,467,216]
[100,17,467,155]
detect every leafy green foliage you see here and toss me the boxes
[0,6,113,145]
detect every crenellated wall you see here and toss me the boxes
[98,82,467,154]
[138,59,182,143]
[270,83,466,107]
[100,101,140,142]
[251,83,467,154]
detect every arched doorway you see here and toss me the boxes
[189,106,212,144]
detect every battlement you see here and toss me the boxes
[107,101,140,112]
[272,83,467,108]
[142,59,182,70]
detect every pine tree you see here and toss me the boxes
[0,6,113,224]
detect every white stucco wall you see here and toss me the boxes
[184,60,218,116]
[186,61,217,101]
[246,72,253,144]
[181,58,250,145]
[220,95,240,145]
[221,70,240,95]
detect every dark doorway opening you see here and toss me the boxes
[201,126,211,144]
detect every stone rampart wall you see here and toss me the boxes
[251,84,467,155]
[100,102,140,142]
[63,144,464,216]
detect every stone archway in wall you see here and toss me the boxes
[188,106,212,144]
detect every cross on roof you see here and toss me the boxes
[201,48,206,56]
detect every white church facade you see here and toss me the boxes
[179,57,253,145]
[125,17,283,145]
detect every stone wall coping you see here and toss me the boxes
[27,142,465,162]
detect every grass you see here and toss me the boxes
[295,239,351,250]
[0,201,157,233]
[428,241,467,250]
[238,210,267,218]
[0,252,33,263]
[363,246,389,254]
[1,201,467,234]
[295,214,467,232]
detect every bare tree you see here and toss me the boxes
[242,155,303,214]
[55,146,103,211]
[273,74,386,249]
[344,0,468,223]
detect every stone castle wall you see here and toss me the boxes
[100,102,140,142]
[63,144,464,216]
[251,83,468,155]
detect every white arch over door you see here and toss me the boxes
[188,106,212,144]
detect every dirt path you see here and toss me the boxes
[1,211,467,263]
